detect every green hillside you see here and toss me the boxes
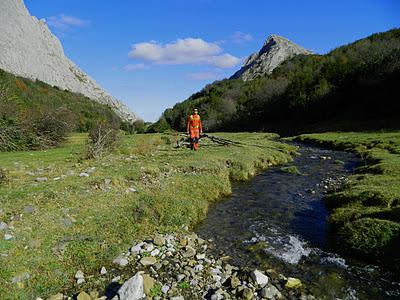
[0,68,122,133]
[152,28,400,135]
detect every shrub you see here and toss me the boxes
[85,123,120,159]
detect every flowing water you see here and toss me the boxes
[196,144,400,299]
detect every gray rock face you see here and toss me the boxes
[0,0,138,123]
[231,34,312,81]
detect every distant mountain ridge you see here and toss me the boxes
[231,34,312,81]
[0,0,138,123]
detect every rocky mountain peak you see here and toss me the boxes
[0,0,139,122]
[231,34,312,81]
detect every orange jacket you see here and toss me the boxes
[187,114,202,132]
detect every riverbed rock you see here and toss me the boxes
[114,272,145,300]
[261,285,283,299]
[154,234,165,246]
[142,274,155,295]
[285,277,302,289]
[77,291,91,300]
[182,246,196,258]
[140,256,157,266]
[48,293,64,300]
[251,269,269,287]
[113,257,129,267]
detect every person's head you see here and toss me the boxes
[193,108,198,115]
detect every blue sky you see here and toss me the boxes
[25,0,400,122]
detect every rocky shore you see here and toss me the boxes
[43,232,315,300]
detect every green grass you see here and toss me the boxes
[293,132,400,269]
[0,132,295,299]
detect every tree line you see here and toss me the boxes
[151,28,400,135]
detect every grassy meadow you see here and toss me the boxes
[0,132,295,299]
[293,132,400,269]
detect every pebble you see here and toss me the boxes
[100,266,107,275]
[75,270,84,279]
[77,278,85,284]
[77,291,91,300]
[285,277,302,289]
[112,276,121,282]
[251,269,269,287]
[79,172,90,177]
[150,249,160,256]
[113,257,129,267]
[153,234,165,246]
[24,205,35,214]
[35,177,47,182]
[261,285,282,299]
[182,245,196,258]
[4,234,13,240]
[48,293,64,300]
[161,284,170,294]
[0,221,8,231]
[140,256,157,266]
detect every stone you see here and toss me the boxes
[4,234,13,240]
[176,274,185,282]
[194,264,204,272]
[77,291,91,300]
[153,234,165,246]
[242,288,254,300]
[86,167,96,174]
[285,277,302,289]
[0,221,8,231]
[77,278,85,284]
[75,270,84,279]
[112,276,121,282]
[261,285,283,299]
[230,276,241,288]
[150,249,160,256]
[170,297,184,300]
[196,253,206,260]
[11,272,30,283]
[142,274,155,295]
[182,246,196,258]
[250,269,269,287]
[115,272,145,300]
[113,257,129,267]
[100,266,107,275]
[89,291,100,299]
[161,284,170,294]
[48,293,64,300]
[231,35,312,81]
[24,205,36,214]
[179,238,188,246]
[79,173,90,177]
[35,177,47,182]
[140,256,157,266]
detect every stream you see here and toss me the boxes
[195,144,400,299]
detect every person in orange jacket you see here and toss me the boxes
[187,108,203,151]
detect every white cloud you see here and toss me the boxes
[187,71,222,81]
[46,15,90,31]
[128,38,240,68]
[124,63,148,71]
[231,31,253,43]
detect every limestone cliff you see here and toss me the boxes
[231,34,312,81]
[0,0,138,122]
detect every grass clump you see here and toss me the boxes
[280,165,302,175]
[0,132,294,299]
[293,132,400,269]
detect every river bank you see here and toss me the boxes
[291,132,400,271]
[0,132,295,299]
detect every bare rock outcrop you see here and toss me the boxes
[0,0,138,122]
[231,34,312,81]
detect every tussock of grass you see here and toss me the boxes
[294,132,400,268]
[0,132,294,299]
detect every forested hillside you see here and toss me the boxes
[0,68,127,150]
[152,29,400,135]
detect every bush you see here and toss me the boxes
[85,123,120,159]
